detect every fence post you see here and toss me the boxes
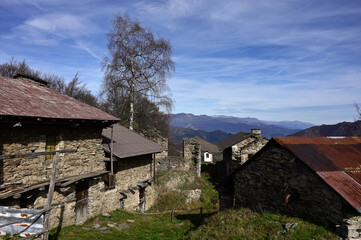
[171,209,174,223]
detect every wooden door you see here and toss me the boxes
[75,180,89,224]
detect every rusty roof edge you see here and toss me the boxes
[316,171,361,213]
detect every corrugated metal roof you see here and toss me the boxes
[274,136,361,213]
[216,132,254,151]
[0,76,118,121]
[102,124,166,159]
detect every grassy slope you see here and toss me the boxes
[186,208,339,240]
[34,165,337,240]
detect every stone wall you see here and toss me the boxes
[113,155,152,190]
[154,137,168,159]
[224,137,268,174]
[0,176,119,229]
[111,154,156,211]
[0,123,159,230]
[0,125,106,185]
[183,138,201,177]
[156,156,190,172]
[233,141,361,239]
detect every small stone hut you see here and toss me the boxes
[233,137,361,239]
[102,124,166,212]
[0,75,119,229]
[185,137,220,163]
[216,129,268,177]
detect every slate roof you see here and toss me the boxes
[193,137,220,153]
[0,76,118,121]
[102,124,166,159]
[273,137,361,213]
[216,132,254,151]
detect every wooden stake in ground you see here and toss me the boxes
[43,152,60,240]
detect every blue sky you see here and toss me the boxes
[1,0,361,125]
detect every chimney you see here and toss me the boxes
[251,129,262,137]
[13,73,49,87]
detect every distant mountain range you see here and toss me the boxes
[170,126,232,144]
[170,113,314,138]
[290,120,361,136]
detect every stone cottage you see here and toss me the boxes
[102,124,166,212]
[216,129,268,177]
[0,75,119,230]
[184,137,220,163]
[233,137,361,239]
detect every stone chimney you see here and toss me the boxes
[251,129,262,137]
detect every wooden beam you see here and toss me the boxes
[0,149,77,160]
[110,125,114,175]
[43,152,59,240]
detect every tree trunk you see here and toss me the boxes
[129,79,135,130]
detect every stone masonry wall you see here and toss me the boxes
[0,176,118,229]
[112,154,156,211]
[233,141,361,239]
[155,137,168,159]
[0,125,106,185]
[224,137,268,174]
[113,155,152,190]
[156,156,190,172]
[183,138,201,177]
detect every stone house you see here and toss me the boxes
[184,137,220,163]
[216,129,268,177]
[0,75,119,230]
[233,137,361,239]
[102,124,166,212]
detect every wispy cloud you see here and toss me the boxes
[0,0,360,124]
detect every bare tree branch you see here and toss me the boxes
[101,13,174,136]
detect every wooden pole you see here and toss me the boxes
[110,125,114,175]
[153,153,156,184]
[43,152,60,240]
[171,209,174,223]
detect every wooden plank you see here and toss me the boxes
[0,170,110,200]
[0,149,77,160]
[43,152,59,240]
[57,170,109,187]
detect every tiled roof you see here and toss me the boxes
[274,136,361,213]
[0,76,118,121]
[102,124,166,159]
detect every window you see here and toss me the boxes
[45,135,56,160]
[104,173,115,190]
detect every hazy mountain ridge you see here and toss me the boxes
[211,115,313,130]
[170,113,310,138]
[169,126,232,144]
[290,120,361,136]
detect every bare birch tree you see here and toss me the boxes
[102,13,174,130]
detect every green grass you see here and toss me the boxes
[186,208,340,240]
[2,164,339,240]
[49,210,195,240]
